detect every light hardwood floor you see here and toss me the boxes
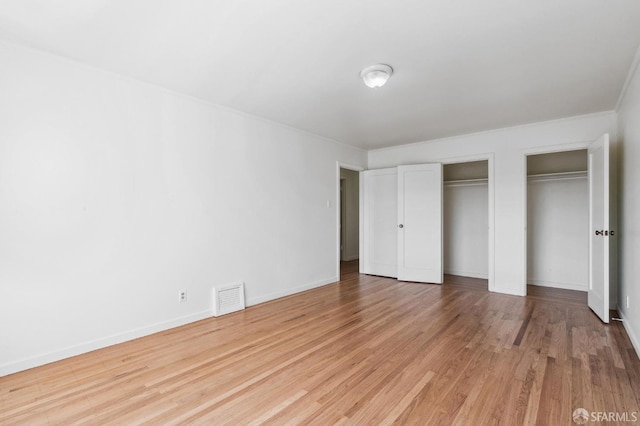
[2,261,639,425]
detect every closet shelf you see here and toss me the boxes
[527,170,587,182]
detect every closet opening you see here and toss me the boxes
[526,149,589,300]
[443,160,489,290]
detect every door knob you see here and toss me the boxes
[399,224,404,229]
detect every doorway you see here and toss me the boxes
[526,150,589,292]
[443,160,489,289]
[338,167,360,277]
[523,134,614,324]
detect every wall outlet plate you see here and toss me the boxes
[179,290,187,303]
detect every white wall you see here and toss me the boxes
[443,181,488,279]
[368,111,617,296]
[617,53,640,356]
[339,168,359,261]
[0,42,366,375]
[527,174,588,291]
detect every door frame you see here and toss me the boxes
[340,178,346,261]
[521,141,592,296]
[336,162,365,280]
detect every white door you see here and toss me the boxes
[397,164,443,283]
[361,168,398,278]
[588,134,610,323]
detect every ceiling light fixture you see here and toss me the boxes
[360,64,393,88]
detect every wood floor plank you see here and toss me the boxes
[1,261,639,425]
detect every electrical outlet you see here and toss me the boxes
[627,296,630,310]
[179,290,187,303]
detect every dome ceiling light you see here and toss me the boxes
[360,64,393,88]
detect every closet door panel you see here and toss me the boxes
[397,164,443,283]
[588,133,611,323]
[361,168,398,278]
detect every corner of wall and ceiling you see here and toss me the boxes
[615,43,640,112]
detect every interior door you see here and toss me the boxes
[588,133,610,323]
[361,168,398,278]
[397,164,443,283]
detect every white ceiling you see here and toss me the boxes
[1,0,639,150]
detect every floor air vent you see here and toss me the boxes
[213,282,245,317]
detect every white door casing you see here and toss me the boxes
[397,164,443,283]
[588,133,610,323]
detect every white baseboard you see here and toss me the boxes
[0,310,212,377]
[527,279,588,292]
[619,310,640,361]
[1,276,340,377]
[246,276,337,306]
[444,269,488,279]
